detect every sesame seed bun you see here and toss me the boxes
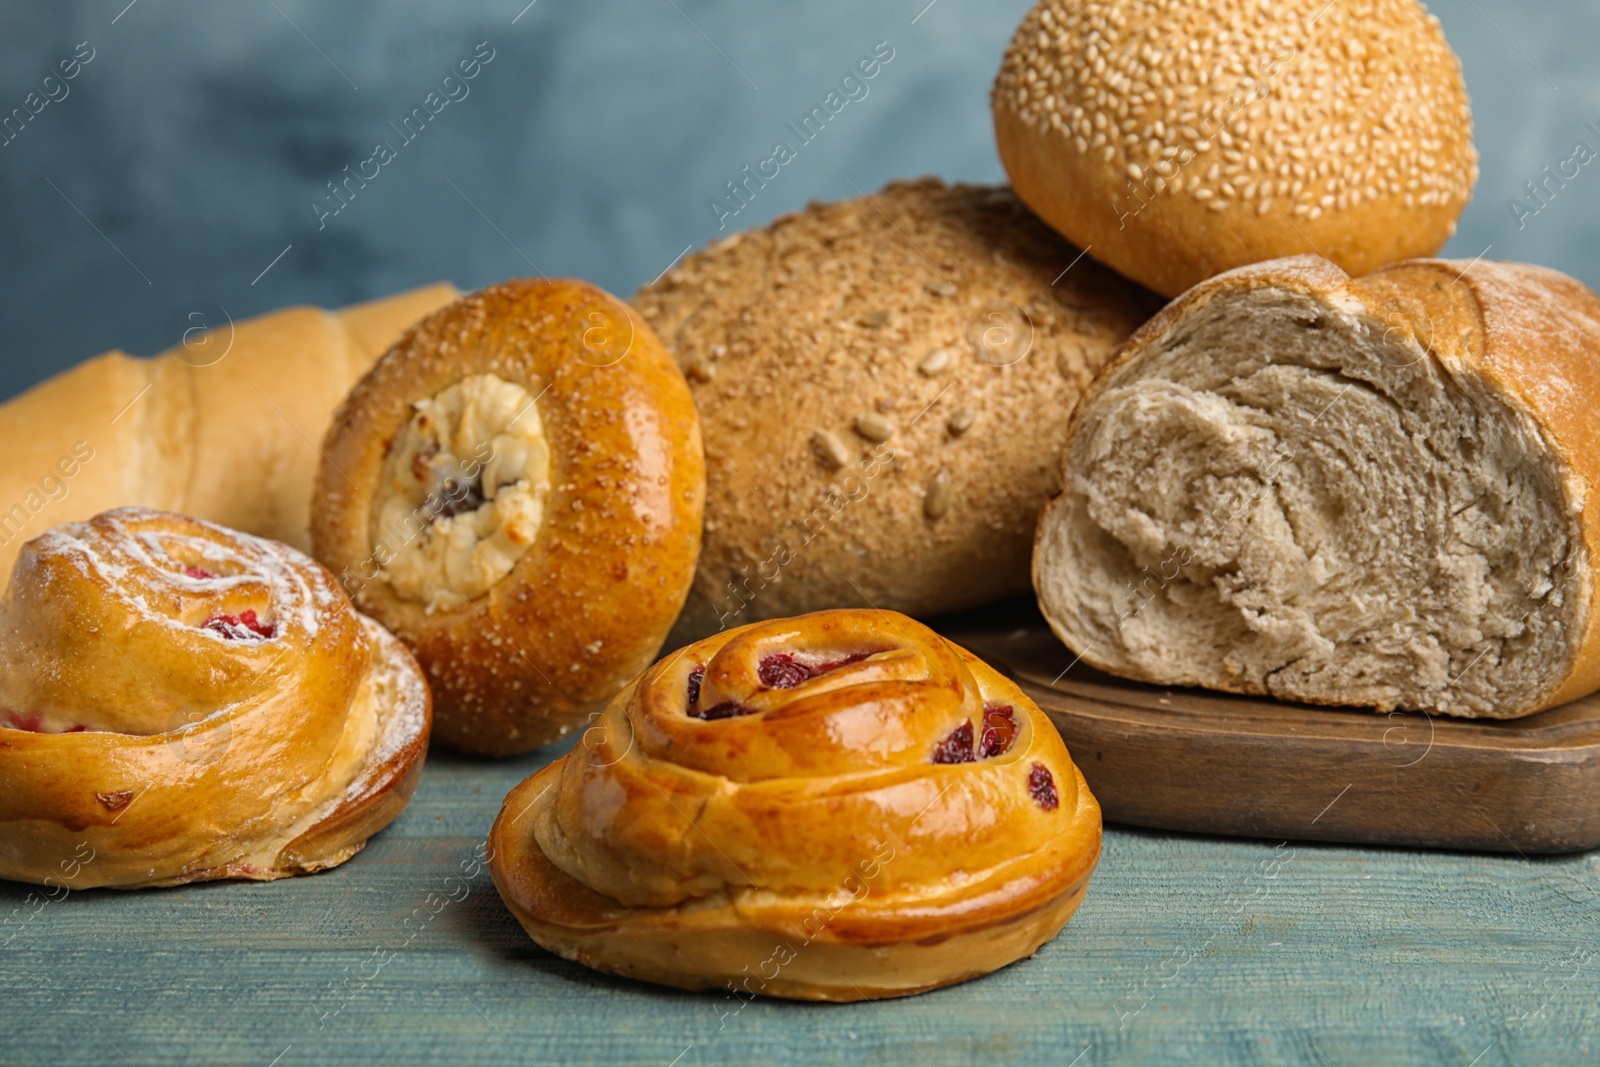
[634,179,1161,643]
[992,0,1479,297]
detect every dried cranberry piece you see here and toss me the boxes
[436,477,485,519]
[979,705,1017,758]
[184,566,215,580]
[203,609,275,641]
[689,701,757,722]
[1028,763,1059,811]
[814,651,871,673]
[756,650,871,690]
[686,666,705,709]
[758,654,811,689]
[932,720,975,764]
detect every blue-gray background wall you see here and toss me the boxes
[1,1,1594,401]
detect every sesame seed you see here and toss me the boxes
[991,0,1477,224]
[810,429,851,471]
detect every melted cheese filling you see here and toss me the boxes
[371,374,551,611]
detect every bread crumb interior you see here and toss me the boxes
[1038,289,1581,714]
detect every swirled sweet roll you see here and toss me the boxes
[0,508,429,888]
[489,608,1101,1000]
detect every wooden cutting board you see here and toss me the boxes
[937,601,1600,855]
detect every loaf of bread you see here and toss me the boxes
[635,178,1160,641]
[0,284,458,579]
[1035,255,1600,718]
[993,0,1478,297]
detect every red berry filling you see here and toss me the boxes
[756,651,871,690]
[934,704,1019,763]
[203,610,275,641]
[0,711,86,734]
[184,566,215,580]
[685,651,875,721]
[932,720,975,764]
[758,654,811,689]
[689,701,757,722]
[979,705,1017,758]
[1028,763,1059,811]
[684,664,756,720]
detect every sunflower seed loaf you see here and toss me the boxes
[636,178,1161,641]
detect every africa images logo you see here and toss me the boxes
[708,41,895,231]
[312,42,497,229]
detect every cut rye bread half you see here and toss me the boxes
[1034,254,1600,718]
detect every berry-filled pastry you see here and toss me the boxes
[312,278,705,756]
[0,509,429,889]
[488,608,1102,1000]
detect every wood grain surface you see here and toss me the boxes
[943,601,1600,855]
[3,738,1599,1065]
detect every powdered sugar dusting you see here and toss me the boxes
[350,618,430,786]
[26,507,329,642]
[3,508,364,736]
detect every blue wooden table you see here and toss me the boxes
[3,744,1596,1066]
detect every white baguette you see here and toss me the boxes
[0,284,457,577]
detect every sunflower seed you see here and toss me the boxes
[853,412,895,442]
[811,429,852,470]
[918,348,953,377]
[924,468,953,520]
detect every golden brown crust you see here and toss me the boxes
[311,279,706,756]
[0,508,430,889]
[993,0,1478,297]
[488,609,1102,1000]
[635,179,1160,641]
[1037,254,1600,717]
[267,620,430,880]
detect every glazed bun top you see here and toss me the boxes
[993,0,1478,296]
